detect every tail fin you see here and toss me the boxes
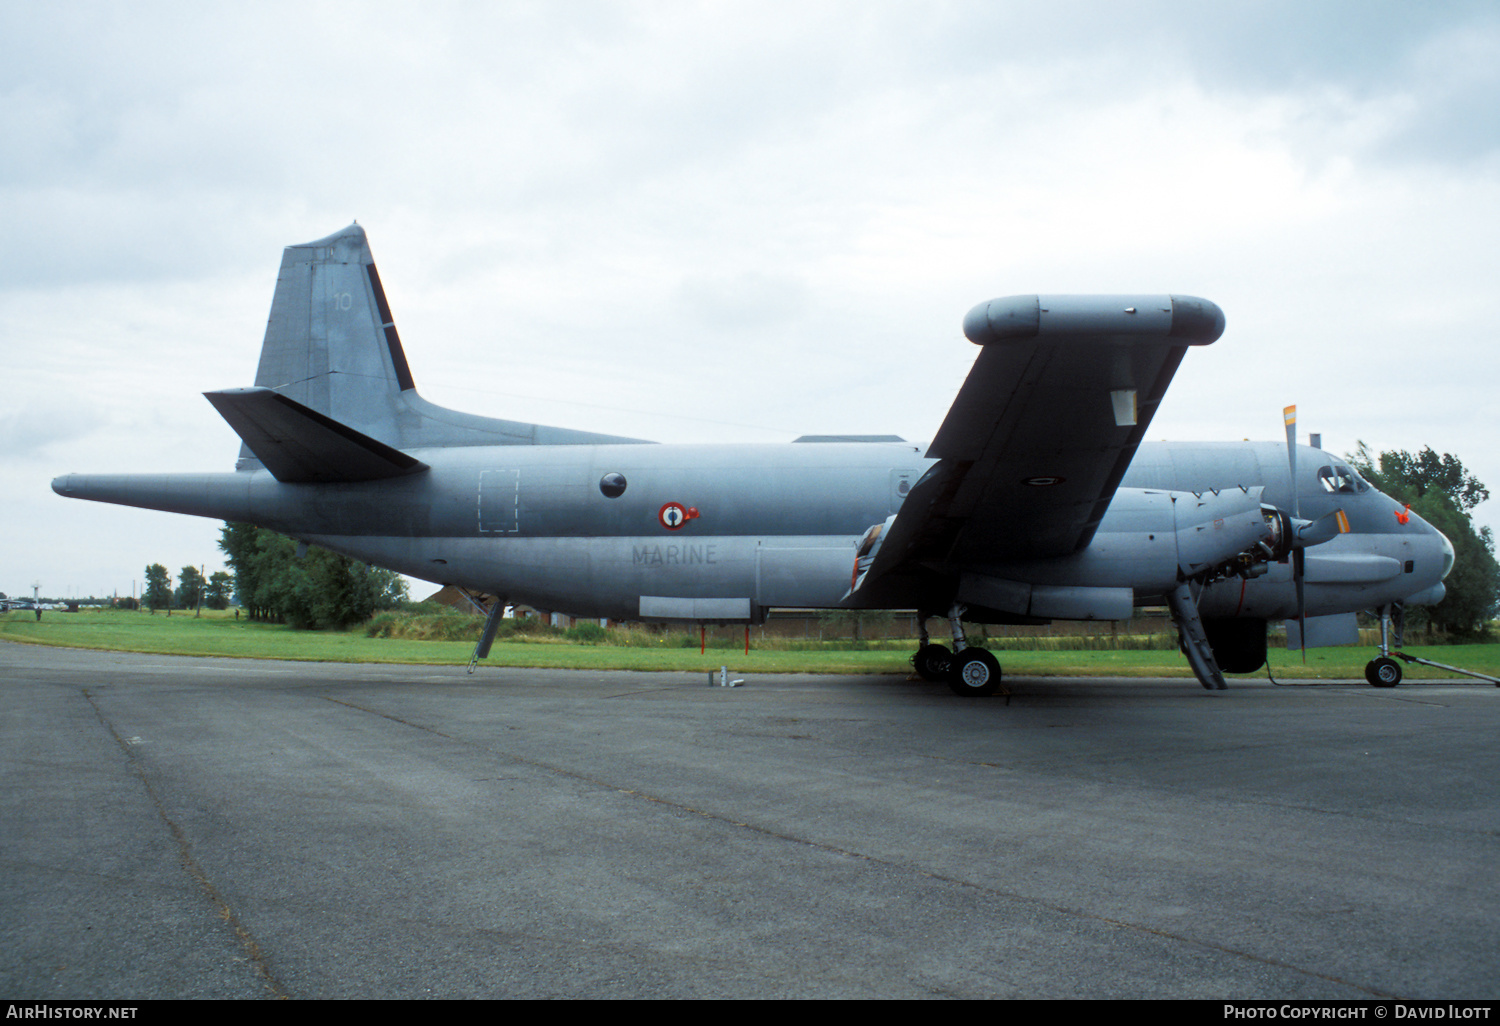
[239,224,410,467]
[233,224,650,470]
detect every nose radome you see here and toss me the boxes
[1438,527,1456,579]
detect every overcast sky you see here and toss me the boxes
[3,1,1498,601]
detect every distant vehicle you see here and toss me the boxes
[53,225,1452,692]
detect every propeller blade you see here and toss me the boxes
[1283,405,1305,660]
[1283,405,1299,520]
[1294,547,1307,664]
[1279,406,1351,665]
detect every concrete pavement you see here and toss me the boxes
[3,642,1497,999]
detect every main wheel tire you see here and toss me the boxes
[947,648,1003,697]
[1366,657,1402,687]
[912,644,952,683]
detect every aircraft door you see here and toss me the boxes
[478,470,519,534]
[479,466,593,536]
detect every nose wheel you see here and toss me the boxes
[1365,657,1403,687]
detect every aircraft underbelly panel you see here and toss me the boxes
[304,533,854,621]
[639,596,753,621]
[756,543,858,608]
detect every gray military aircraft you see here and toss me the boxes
[53,225,1453,693]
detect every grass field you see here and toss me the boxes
[4,606,1499,682]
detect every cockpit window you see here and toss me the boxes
[1318,464,1365,494]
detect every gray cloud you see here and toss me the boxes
[4,1,1498,593]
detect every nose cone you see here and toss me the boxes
[1396,506,1455,607]
[1406,501,1456,579]
[1438,526,1456,579]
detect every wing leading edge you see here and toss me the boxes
[851,294,1224,607]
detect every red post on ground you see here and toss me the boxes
[700,624,705,654]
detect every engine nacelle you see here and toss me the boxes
[1171,487,1277,582]
[952,487,1279,620]
[852,486,1288,621]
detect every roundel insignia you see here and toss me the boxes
[659,502,689,530]
[1022,476,1066,487]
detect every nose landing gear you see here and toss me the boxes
[1367,601,1500,687]
[1364,603,1404,687]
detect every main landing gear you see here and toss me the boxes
[911,606,1008,698]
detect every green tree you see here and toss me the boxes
[205,571,233,611]
[176,565,206,611]
[1361,446,1491,511]
[143,564,173,613]
[218,523,408,629]
[218,522,268,619]
[1349,444,1499,637]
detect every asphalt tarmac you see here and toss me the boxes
[3,641,1498,1000]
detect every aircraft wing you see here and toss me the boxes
[205,387,430,483]
[850,295,1224,606]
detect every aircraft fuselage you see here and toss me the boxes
[53,438,1449,624]
[50,225,1456,691]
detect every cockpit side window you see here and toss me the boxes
[1318,464,1363,494]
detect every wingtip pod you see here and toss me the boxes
[963,295,1225,345]
[962,294,1041,342]
[1165,295,1226,343]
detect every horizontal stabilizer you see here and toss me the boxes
[205,387,429,483]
